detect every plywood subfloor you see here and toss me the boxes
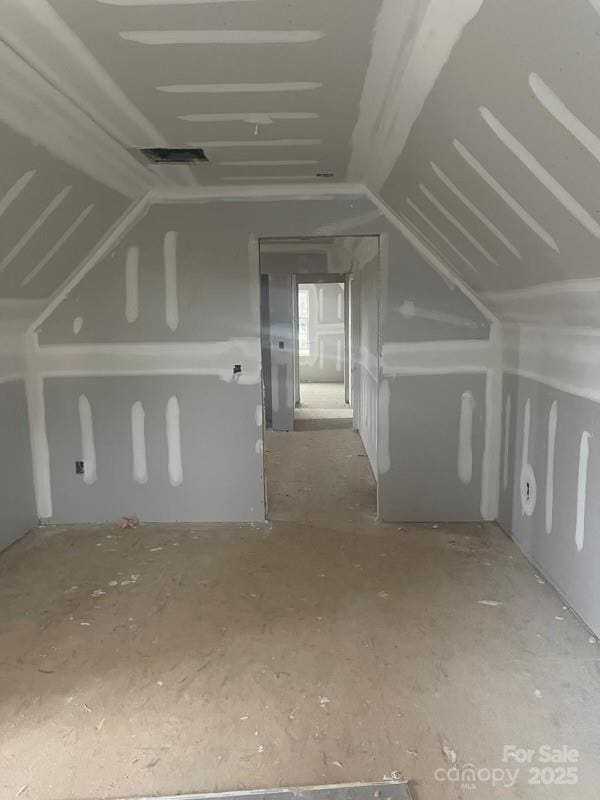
[2,427,600,800]
[295,383,352,420]
[265,426,375,528]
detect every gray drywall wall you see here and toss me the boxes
[379,373,487,522]
[378,219,491,522]
[44,375,264,523]
[36,194,492,524]
[267,273,295,431]
[499,372,600,637]
[0,380,36,550]
[298,282,345,383]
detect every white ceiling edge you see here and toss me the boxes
[0,41,153,199]
[2,0,197,189]
[348,0,484,189]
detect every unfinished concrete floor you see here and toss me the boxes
[2,428,600,800]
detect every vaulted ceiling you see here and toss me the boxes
[2,0,600,325]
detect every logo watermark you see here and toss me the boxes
[434,745,579,791]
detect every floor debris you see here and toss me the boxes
[477,600,502,606]
[119,515,140,529]
[441,742,457,765]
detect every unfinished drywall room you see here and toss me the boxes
[2,1,600,798]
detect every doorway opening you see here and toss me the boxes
[296,280,352,427]
[258,236,380,525]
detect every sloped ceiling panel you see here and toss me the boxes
[380,0,600,310]
[0,121,131,299]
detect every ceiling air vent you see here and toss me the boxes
[140,147,209,164]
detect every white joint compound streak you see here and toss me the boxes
[530,74,600,168]
[454,139,559,252]
[99,0,257,4]
[219,160,318,167]
[22,205,94,287]
[159,82,321,93]
[166,396,183,487]
[407,198,478,273]
[481,323,502,520]
[458,390,474,484]
[431,162,521,259]
[575,432,591,551]
[164,231,179,332]
[187,138,322,148]
[120,31,324,45]
[378,379,390,474]
[420,184,498,264]
[125,246,139,323]
[179,112,318,123]
[545,400,557,534]
[0,170,35,219]
[480,107,600,239]
[0,186,72,273]
[503,393,511,491]
[131,401,148,484]
[78,394,97,485]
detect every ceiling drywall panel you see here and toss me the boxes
[46,0,383,184]
[0,121,131,299]
[380,0,600,310]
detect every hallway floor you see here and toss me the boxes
[265,423,376,528]
[295,383,353,421]
[1,428,600,799]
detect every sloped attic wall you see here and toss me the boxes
[377,0,600,634]
[0,112,133,549]
[30,192,496,525]
[0,122,132,299]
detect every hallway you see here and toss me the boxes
[265,422,376,529]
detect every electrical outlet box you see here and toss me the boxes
[75,461,84,475]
